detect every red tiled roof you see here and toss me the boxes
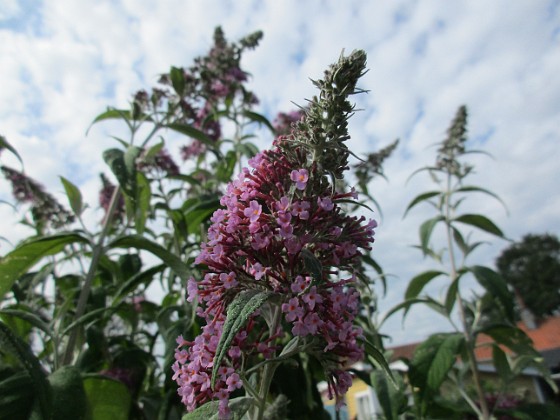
[387,316,560,362]
[475,315,560,361]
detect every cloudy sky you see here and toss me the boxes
[1,0,559,345]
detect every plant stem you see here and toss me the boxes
[444,174,490,420]
[62,186,121,365]
[254,306,281,420]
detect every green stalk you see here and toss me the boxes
[254,307,281,420]
[444,173,490,420]
[61,185,121,365]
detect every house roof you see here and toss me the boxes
[387,315,560,364]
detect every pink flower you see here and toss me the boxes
[302,286,323,310]
[318,196,334,211]
[219,272,238,289]
[290,168,309,190]
[244,200,262,223]
[226,373,243,392]
[291,200,310,220]
[282,297,304,322]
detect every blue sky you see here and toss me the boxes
[1,0,559,345]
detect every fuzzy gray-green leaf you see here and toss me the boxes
[211,290,274,388]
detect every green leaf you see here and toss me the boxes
[83,375,131,420]
[403,191,440,218]
[108,235,189,282]
[0,307,52,338]
[300,249,323,282]
[60,176,83,216]
[419,216,444,254]
[409,333,463,394]
[169,66,186,95]
[48,366,87,420]
[184,197,221,235]
[0,370,35,420]
[362,338,396,387]
[405,270,447,300]
[0,321,52,419]
[112,264,165,306]
[469,266,514,322]
[455,185,508,214]
[166,123,217,150]
[181,396,254,420]
[380,298,439,326]
[0,135,23,166]
[0,233,89,299]
[500,403,560,420]
[134,172,151,234]
[454,214,505,238]
[242,110,275,133]
[87,108,134,134]
[444,274,461,315]
[476,324,535,356]
[492,344,511,382]
[211,290,274,388]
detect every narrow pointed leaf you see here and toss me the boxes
[60,176,83,216]
[419,216,444,254]
[0,135,23,166]
[0,322,52,419]
[362,338,395,387]
[211,290,274,388]
[444,275,461,315]
[455,185,508,213]
[405,270,447,300]
[426,333,464,391]
[469,266,514,322]
[454,214,504,238]
[108,235,189,282]
[166,123,216,149]
[0,233,88,299]
[0,308,52,338]
[242,110,275,133]
[492,345,511,381]
[403,191,440,218]
[169,66,186,95]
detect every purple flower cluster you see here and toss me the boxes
[1,165,74,229]
[173,139,377,414]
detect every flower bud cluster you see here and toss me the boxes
[174,50,374,416]
[1,165,74,229]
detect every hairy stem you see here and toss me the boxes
[62,186,121,365]
[255,306,281,420]
[445,173,490,420]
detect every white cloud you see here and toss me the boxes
[0,0,559,345]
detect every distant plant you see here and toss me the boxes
[496,233,560,319]
[384,106,557,419]
[0,30,392,420]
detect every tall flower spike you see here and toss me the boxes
[174,50,375,416]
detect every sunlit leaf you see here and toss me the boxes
[60,176,83,216]
[0,233,89,299]
[83,375,131,420]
